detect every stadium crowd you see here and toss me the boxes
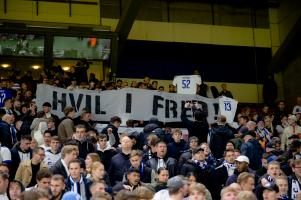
[1,67,301,200]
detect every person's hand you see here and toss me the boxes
[123,185,133,191]
[107,128,113,134]
[184,102,191,108]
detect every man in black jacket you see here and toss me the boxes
[109,134,132,185]
[112,168,142,193]
[101,116,121,147]
[10,135,32,176]
[128,150,155,183]
[0,114,17,149]
[167,128,189,161]
[96,134,117,171]
[51,145,78,179]
[209,115,235,159]
[181,102,209,144]
[146,140,177,178]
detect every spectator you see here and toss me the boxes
[237,172,255,192]
[288,159,301,199]
[39,130,52,151]
[10,135,32,177]
[39,102,59,128]
[8,180,24,200]
[209,115,235,159]
[0,143,11,165]
[178,136,199,167]
[146,167,169,192]
[113,168,142,193]
[180,146,215,197]
[65,159,92,200]
[95,134,117,171]
[58,106,76,144]
[73,108,94,131]
[139,117,164,149]
[275,176,289,200]
[90,180,107,198]
[101,116,122,147]
[44,136,61,168]
[219,83,233,98]
[0,114,17,149]
[281,115,301,150]
[19,188,51,200]
[72,125,94,159]
[181,102,209,144]
[128,150,155,184]
[26,169,52,191]
[51,145,78,179]
[226,155,253,186]
[240,131,263,170]
[109,134,132,185]
[85,153,100,178]
[15,147,48,188]
[146,140,178,178]
[188,183,207,200]
[0,172,9,200]
[220,186,238,200]
[167,128,189,161]
[0,98,15,116]
[50,174,67,200]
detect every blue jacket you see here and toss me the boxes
[241,139,263,170]
[65,176,92,200]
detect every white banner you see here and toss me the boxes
[36,84,235,124]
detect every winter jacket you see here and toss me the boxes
[15,160,48,188]
[96,147,117,171]
[240,139,263,170]
[167,140,189,161]
[209,123,234,159]
[10,143,32,177]
[109,152,131,185]
[65,175,92,200]
[181,108,209,144]
[58,118,74,144]
[146,156,178,178]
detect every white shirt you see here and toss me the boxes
[0,146,11,163]
[172,75,202,94]
[219,96,238,123]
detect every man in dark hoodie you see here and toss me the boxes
[101,116,121,148]
[240,130,263,170]
[209,115,235,159]
[139,117,164,149]
[181,102,209,144]
[10,135,32,177]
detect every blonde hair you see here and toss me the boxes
[237,191,257,200]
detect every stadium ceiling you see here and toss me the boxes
[156,0,280,8]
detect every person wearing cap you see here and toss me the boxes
[281,115,301,150]
[256,182,279,200]
[40,102,60,128]
[240,130,263,170]
[152,176,188,200]
[180,146,215,198]
[139,117,164,150]
[112,168,142,193]
[226,155,254,186]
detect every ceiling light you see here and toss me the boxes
[62,66,70,71]
[1,63,10,68]
[32,65,41,70]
